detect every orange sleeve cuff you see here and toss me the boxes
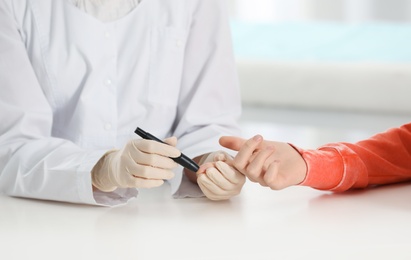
[291,143,368,191]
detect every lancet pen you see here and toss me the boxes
[134,127,200,172]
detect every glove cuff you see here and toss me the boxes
[91,149,119,192]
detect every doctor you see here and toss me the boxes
[0,0,245,206]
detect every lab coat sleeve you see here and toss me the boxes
[169,0,242,198]
[0,2,137,206]
[298,123,411,191]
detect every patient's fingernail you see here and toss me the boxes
[253,135,262,142]
[197,164,211,174]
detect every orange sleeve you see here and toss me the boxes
[295,123,411,191]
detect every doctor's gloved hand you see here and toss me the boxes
[91,137,180,192]
[197,151,246,201]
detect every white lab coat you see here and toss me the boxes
[0,0,241,206]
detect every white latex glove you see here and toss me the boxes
[92,137,180,192]
[197,151,246,201]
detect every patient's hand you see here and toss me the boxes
[219,135,307,190]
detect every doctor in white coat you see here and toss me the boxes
[0,0,245,206]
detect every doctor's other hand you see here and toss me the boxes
[219,135,307,190]
[91,137,180,192]
[197,151,246,201]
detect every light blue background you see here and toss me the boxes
[230,20,411,62]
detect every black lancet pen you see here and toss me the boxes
[134,127,200,172]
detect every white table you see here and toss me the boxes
[2,106,411,260]
[1,180,410,260]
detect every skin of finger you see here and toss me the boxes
[244,147,274,185]
[263,142,307,186]
[133,139,181,158]
[262,161,290,190]
[199,153,214,165]
[205,166,235,191]
[127,143,178,169]
[274,144,307,185]
[200,150,227,166]
[219,136,247,151]
[197,161,216,174]
[212,151,229,162]
[214,161,245,185]
[232,135,263,171]
[284,143,308,184]
[198,151,227,172]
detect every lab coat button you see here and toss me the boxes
[104,123,112,131]
[105,31,110,38]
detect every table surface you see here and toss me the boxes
[2,106,411,260]
[1,180,411,260]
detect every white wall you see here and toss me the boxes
[229,0,411,114]
[237,61,411,114]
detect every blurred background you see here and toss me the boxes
[229,0,411,23]
[227,0,411,146]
